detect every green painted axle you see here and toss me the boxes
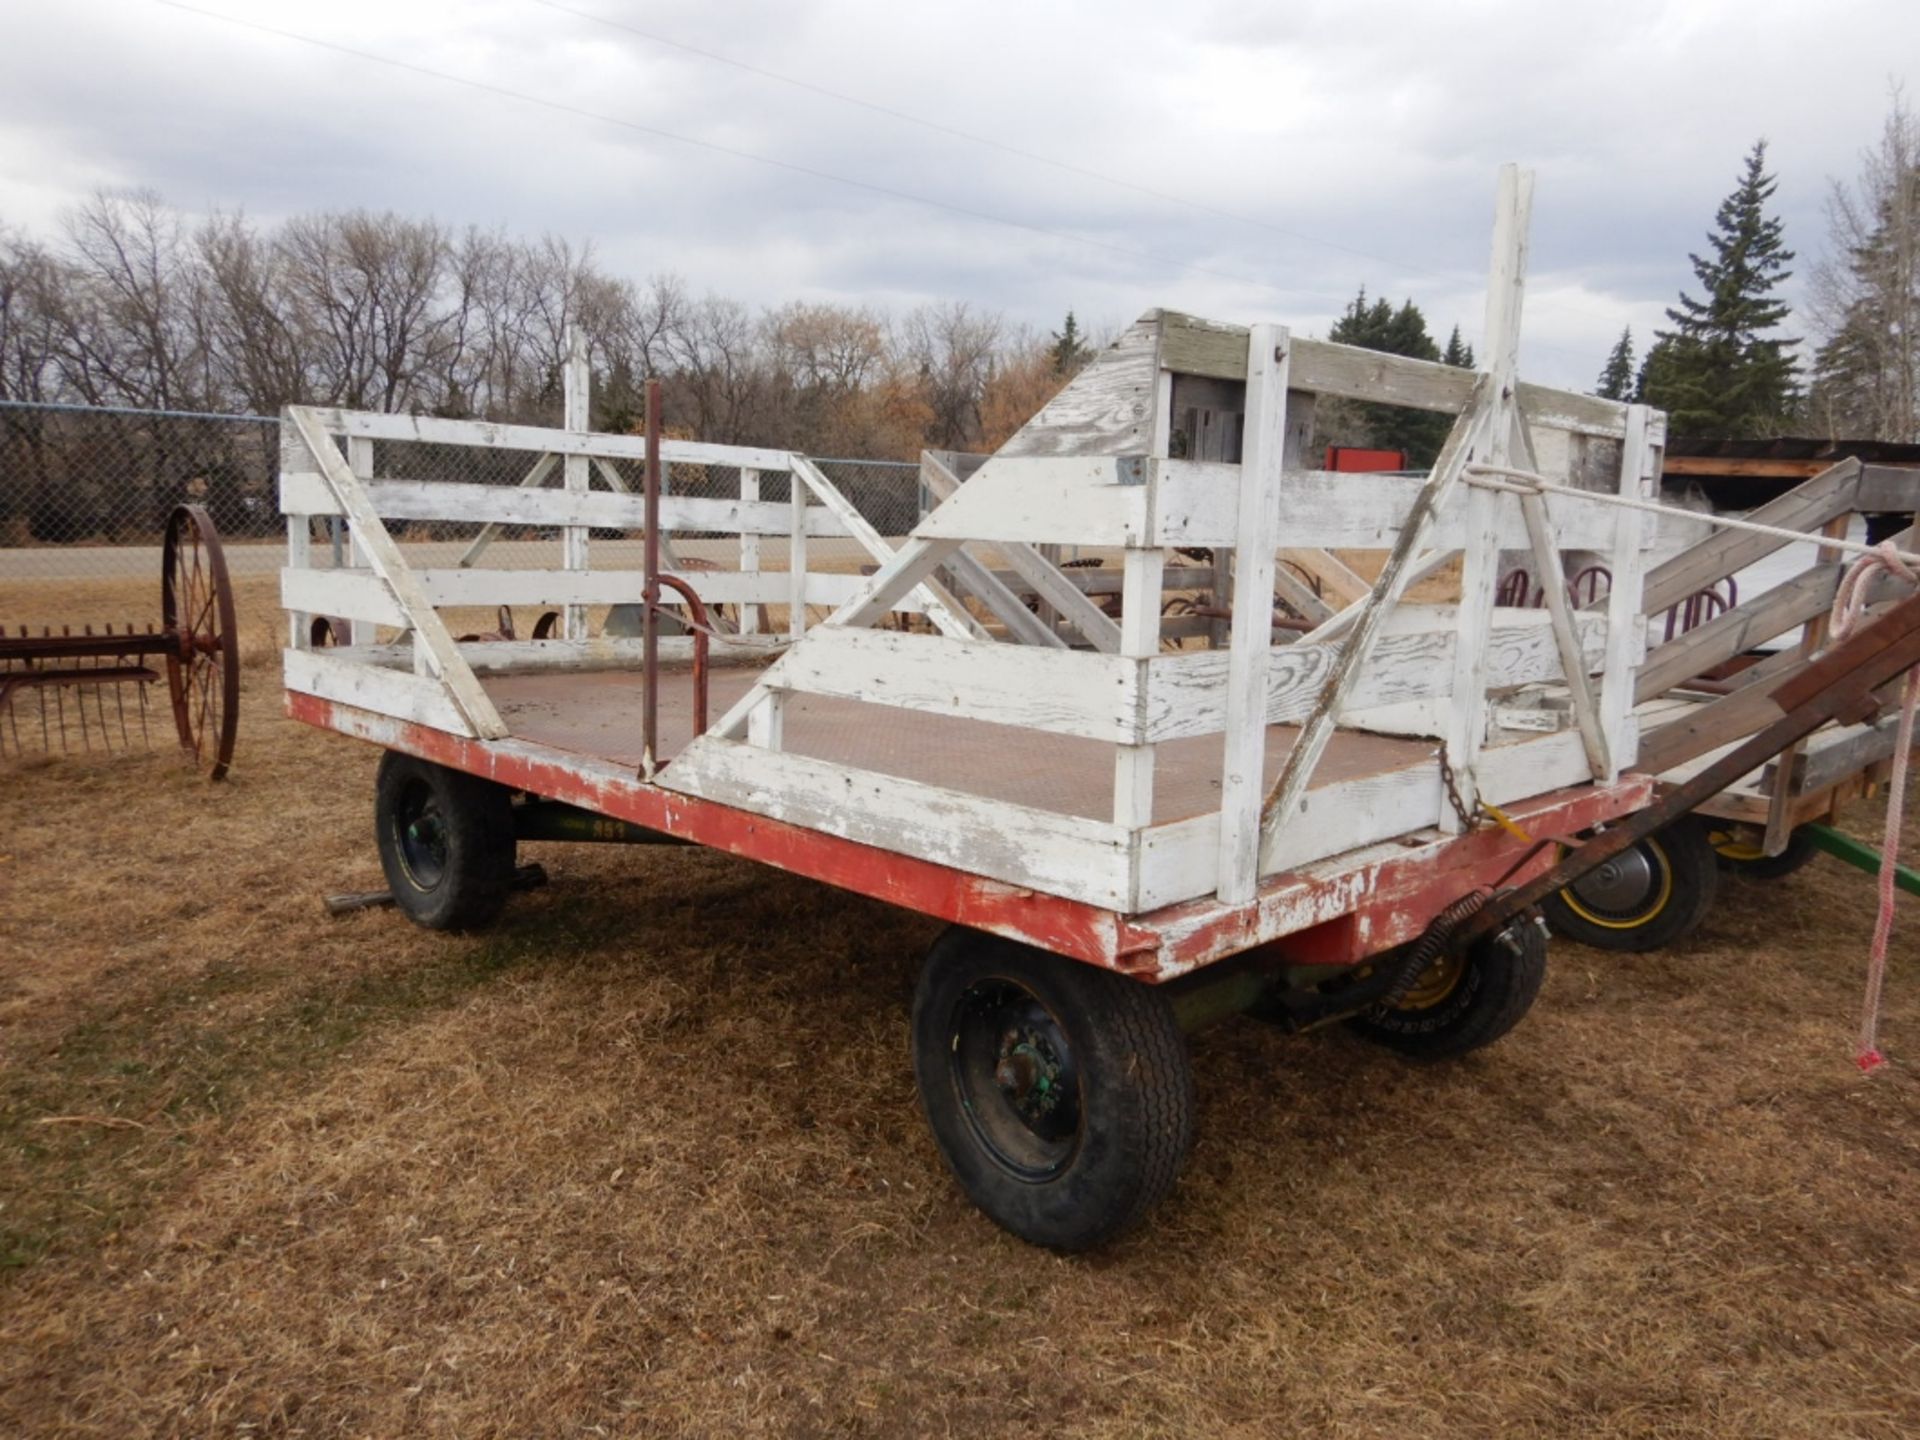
[512,801,687,846]
[1804,823,1920,898]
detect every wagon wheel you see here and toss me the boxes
[162,503,240,780]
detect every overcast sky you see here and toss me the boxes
[2,0,1916,389]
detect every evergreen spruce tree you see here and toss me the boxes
[1442,324,1475,369]
[1328,287,1450,464]
[1049,311,1090,374]
[1642,141,1799,437]
[1595,327,1635,400]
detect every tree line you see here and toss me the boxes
[0,193,1095,460]
[1591,94,1918,444]
[4,91,1913,474]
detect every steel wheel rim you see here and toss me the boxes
[1709,827,1767,863]
[161,504,240,780]
[1561,837,1674,927]
[392,778,450,890]
[1396,948,1467,1010]
[948,978,1084,1183]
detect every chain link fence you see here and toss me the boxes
[0,399,925,650]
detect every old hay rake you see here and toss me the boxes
[1,504,240,779]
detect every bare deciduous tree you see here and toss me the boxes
[1809,90,1920,442]
[2,190,1077,460]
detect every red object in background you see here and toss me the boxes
[1324,446,1408,472]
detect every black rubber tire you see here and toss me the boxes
[1539,817,1719,953]
[1347,914,1549,1061]
[373,752,517,932]
[911,927,1195,1251]
[1709,822,1820,880]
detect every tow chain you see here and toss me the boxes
[1437,742,1537,845]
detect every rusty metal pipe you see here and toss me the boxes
[651,572,711,737]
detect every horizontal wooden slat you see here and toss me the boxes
[1142,611,1614,742]
[1855,463,1920,512]
[1640,459,1859,615]
[1155,314,1630,439]
[287,564,809,612]
[290,405,794,472]
[802,572,927,613]
[763,626,1142,743]
[1635,564,1840,702]
[1791,714,1904,795]
[280,567,409,627]
[322,636,767,674]
[658,735,1134,910]
[1148,461,1620,550]
[283,647,477,735]
[280,472,849,538]
[916,455,1149,545]
[1134,726,1601,910]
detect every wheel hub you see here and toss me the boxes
[994,1030,1065,1123]
[949,982,1083,1181]
[396,788,450,888]
[1571,847,1657,912]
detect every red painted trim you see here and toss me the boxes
[288,691,1143,966]
[288,691,1650,982]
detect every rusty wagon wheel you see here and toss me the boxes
[161,503,240,780]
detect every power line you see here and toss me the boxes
[154,0,1301,300]
[529,0,1464,283]
[527,1,1641,361]
[151,1,1623,380]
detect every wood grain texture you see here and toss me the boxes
[1217,324,1291,900]
[279,472,844,539]
[759,626,1140,742]
[1640,458,1859,616]
[997,316,1161,459]
[1635,563,1841,702]
[658,735,1134,910]
[285,408,509,739]
[1157,313,1629,439]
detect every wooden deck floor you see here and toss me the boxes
[482,665,1437,827]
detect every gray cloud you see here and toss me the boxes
[1,0,1914,388]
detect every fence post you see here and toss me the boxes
[562,328,591,642]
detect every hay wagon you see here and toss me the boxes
[1517,456,1920,951]
[278,169,1919,1247]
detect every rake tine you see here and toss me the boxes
[98,671,114,754]
[113,667,131,751]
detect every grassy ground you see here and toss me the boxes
[3,651,1920,1436]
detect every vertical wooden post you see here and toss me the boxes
[562,328,591,642]
[1597,404,1660,778]
[346,434,376,647]
[1763,511,1850,850]
[1035,543,1062,637]
[1113,546,1165,828]
[748,690,786,751]
[1217,324,1290,902]
[1111,356,1179,829]
[788,469,809,637]
[739,467,763,634]
[1441,162,1532,831]
[282,416,313,651]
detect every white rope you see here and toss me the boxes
[1461,464,1920,569]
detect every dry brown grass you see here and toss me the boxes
[2,670,1919,1436]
